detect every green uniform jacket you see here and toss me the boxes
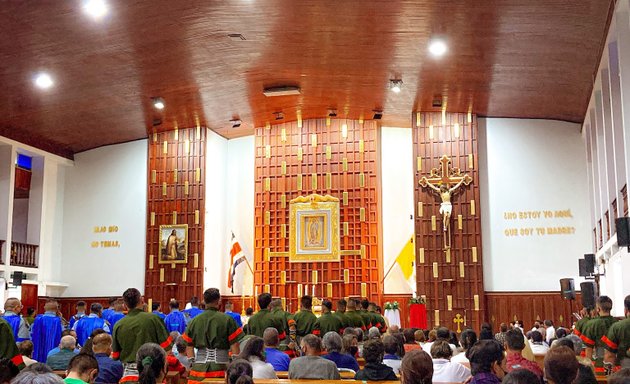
[344,311,366,331]
[369,312,387,333]
[183,307,244,380]
[0,318,24,369]
[293,309,318,337]
[580,315,618,375]
[112,308,173,363]
[358,309,372,328]
[602,317,630,366]
[316,312,343,335]
[247,308,285,339]
[333,311,350,331]
[272,308,293,336]
[573,316,591,338]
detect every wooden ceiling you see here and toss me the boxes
[0,1,614,158]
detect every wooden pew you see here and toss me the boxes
[53,370,67,378]
[275,372,356,379]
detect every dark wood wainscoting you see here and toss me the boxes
[486,291,582,331]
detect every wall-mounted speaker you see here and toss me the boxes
[560,278,575,300]
[578,259,588,277]
[584,254,595,274]
[580,281,598,309]
[12,271,23,286]
[616,217,630,247]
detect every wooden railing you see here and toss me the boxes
[10,242,38,268]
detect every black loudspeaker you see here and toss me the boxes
[560,278,576,300]
[12,271,23,286]
[580,281,598,309]
[616,217,630,247]
[584,254,595,274]
[578,259,588,277]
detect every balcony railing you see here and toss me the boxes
[10,242,38,268]
[0,240,4,264]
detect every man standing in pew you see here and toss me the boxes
[288,334,340,379]
[315,300,343,336]
[182,288,243,382]
[293,295,319,338]
[247,293,285,340]
[580,295,618,377]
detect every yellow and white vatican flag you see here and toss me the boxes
[395,236,416,293]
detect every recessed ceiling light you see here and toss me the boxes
[152,97,165,110]
[34,73,54,89]
[428,39,447,57]
[83,0,108,19]
[389,79,403,93]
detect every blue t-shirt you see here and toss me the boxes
[323,351,360,372]
[225,311,243,328]
[265,347,290,371]
[94,353,123,384]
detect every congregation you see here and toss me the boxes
[0,288,629,384]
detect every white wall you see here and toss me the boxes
[381,127,415,294]
[60,140,147,297]
[204,134,255,296]
[479,118,593,291]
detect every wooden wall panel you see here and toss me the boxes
[486,292,582,330]
[254,119,382,311]
[145,127,205,307]
[413,112,485,331]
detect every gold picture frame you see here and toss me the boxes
[289,194,340,262]
[158,224,188,264]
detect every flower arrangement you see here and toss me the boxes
[409,296,426,305]
[384,301,399,310]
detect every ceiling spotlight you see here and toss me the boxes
[152,97,165,110]
[429,38,447,57]
[390,79,403,93]
[328,109,338,117]
[34,72,54,89]
[230,119,242,128]
[372,110,383,120]
[83,0,108,19]
[273,111,284,120]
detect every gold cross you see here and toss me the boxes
[453,313,464,333]
[419,155,472,189]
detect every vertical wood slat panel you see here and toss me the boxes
[145,127,205,308]
[254,119,382,311]
[413,112,485,331]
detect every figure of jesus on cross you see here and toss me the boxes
[419,155,472,249]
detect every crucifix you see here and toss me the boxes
[419,155,472,250]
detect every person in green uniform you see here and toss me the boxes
[270,298,297,354]
[315,300,343,335]
[359,299,373,329]
[333,299,350,333]
[368,302,387,334]
[344,299,366,331]
[573,306,596,340]
[63,353,99,384]
[0,317,24,370]
[293,295,319,338]
[270,299,293,337]
[112,288,173,381]
[182,288,243,382]
[580,295,618,376]
[246,293,285,339]
[603,294,630,370]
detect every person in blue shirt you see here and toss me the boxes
[152,302,166,321]
[31,300,64,362]
[164,300,187,334]
[91,333,123,384]
[73,303,110,346]
[183,296,203,322]
[225,301,243,328]
[68,301,87,330]
[107,300,125,329]
[101,297,118,324]
[263,327,290,371]
[322,331,360,372]
[2,298,30,342]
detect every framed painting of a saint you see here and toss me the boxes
[289,194,340,262]
[158,224,188,264]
